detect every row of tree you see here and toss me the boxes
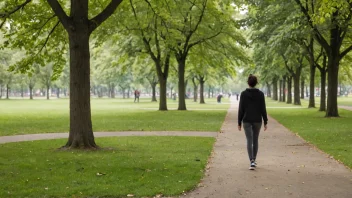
[0,0,247,148]
[246,0,352,116]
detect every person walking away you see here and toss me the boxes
[238,74,268,170]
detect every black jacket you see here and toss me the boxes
[238,88,268,126]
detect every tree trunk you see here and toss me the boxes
[65,30,96,149]
[300,77,305,99]
[6,84,9,99]
[320,70,327,111]
[177,58,187,110]
[308,62,316,108]
[319,55,328,111]
[127,87,131,99]
[272,78,278,100]
[0,85,2,99]
[159,78,167,110]
[266,82,271,97]
[199,77,205,104]
[29,86,33,100]
[293,68,301,105]
[287,76,292,104]
[21,86,24,98]
[56,87,60,98]
[46,86,50,100]
[279,79,283,102]
[152,82,157,102]
[111,84,116,98]
[283,76,286,102]
[208,87,211,98]
[192,77,198,102]
[122,88,126,99]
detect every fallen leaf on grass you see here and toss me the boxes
[96,172,106,176]
[127,194,134,197]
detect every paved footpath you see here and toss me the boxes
[183,99,352,198]
[0,131,217,144]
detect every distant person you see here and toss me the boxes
[134,90,140,103]
[236,93,239,101]
[217,94,223,103]
[238,74,268,170]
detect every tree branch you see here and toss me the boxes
[89,0,123,33]
[46,0,70,30]
[340,44,352,58]
[293,0,330,53]
[188,26,223,50]
[36,20,60,56]
[183,0,207,53]
[0,0,32,28]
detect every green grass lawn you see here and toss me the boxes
[0,98,229,136]
[0,136,214,198]
[267,98,352,168]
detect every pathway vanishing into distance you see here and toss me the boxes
[182,98,352,198]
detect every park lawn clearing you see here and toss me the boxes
[267,99,352,168]
[0,98,229,136]
[0,136,215,198]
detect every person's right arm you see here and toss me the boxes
[238,92,245,130]
[261,92,268,130]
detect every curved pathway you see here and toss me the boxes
[183,98,352,198]
[0,131,217,144]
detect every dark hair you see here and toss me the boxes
[247,74,258,87]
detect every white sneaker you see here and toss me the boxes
[249,161,256,170]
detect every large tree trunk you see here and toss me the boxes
[319,55,328,111]
[6,84,9,99]
[29,86,34,100]
[65,30,96,149]
[199,77,205,104]
[279,79,283,102]
[283,76,286,102]
[152,82,157,102]
[320,69,327,111]
[266,82,271,97]
[159,78,167,110]
[21,86,24,98]
[272,78,278,100]
[0,85,2,99]
[326,33,340,117]
[308,62,316,108]
[111,84,115,98]
[293,67,301,105]
[300,77,305,99]
[56,87,60,98]
[287,76,292,104]
[192,77,198,102]
[177,58,187,110]
[46,86,50,100]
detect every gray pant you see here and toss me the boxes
[243,122,262,161]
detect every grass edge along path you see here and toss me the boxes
[0,136,215,198]
[267,99,352,169]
